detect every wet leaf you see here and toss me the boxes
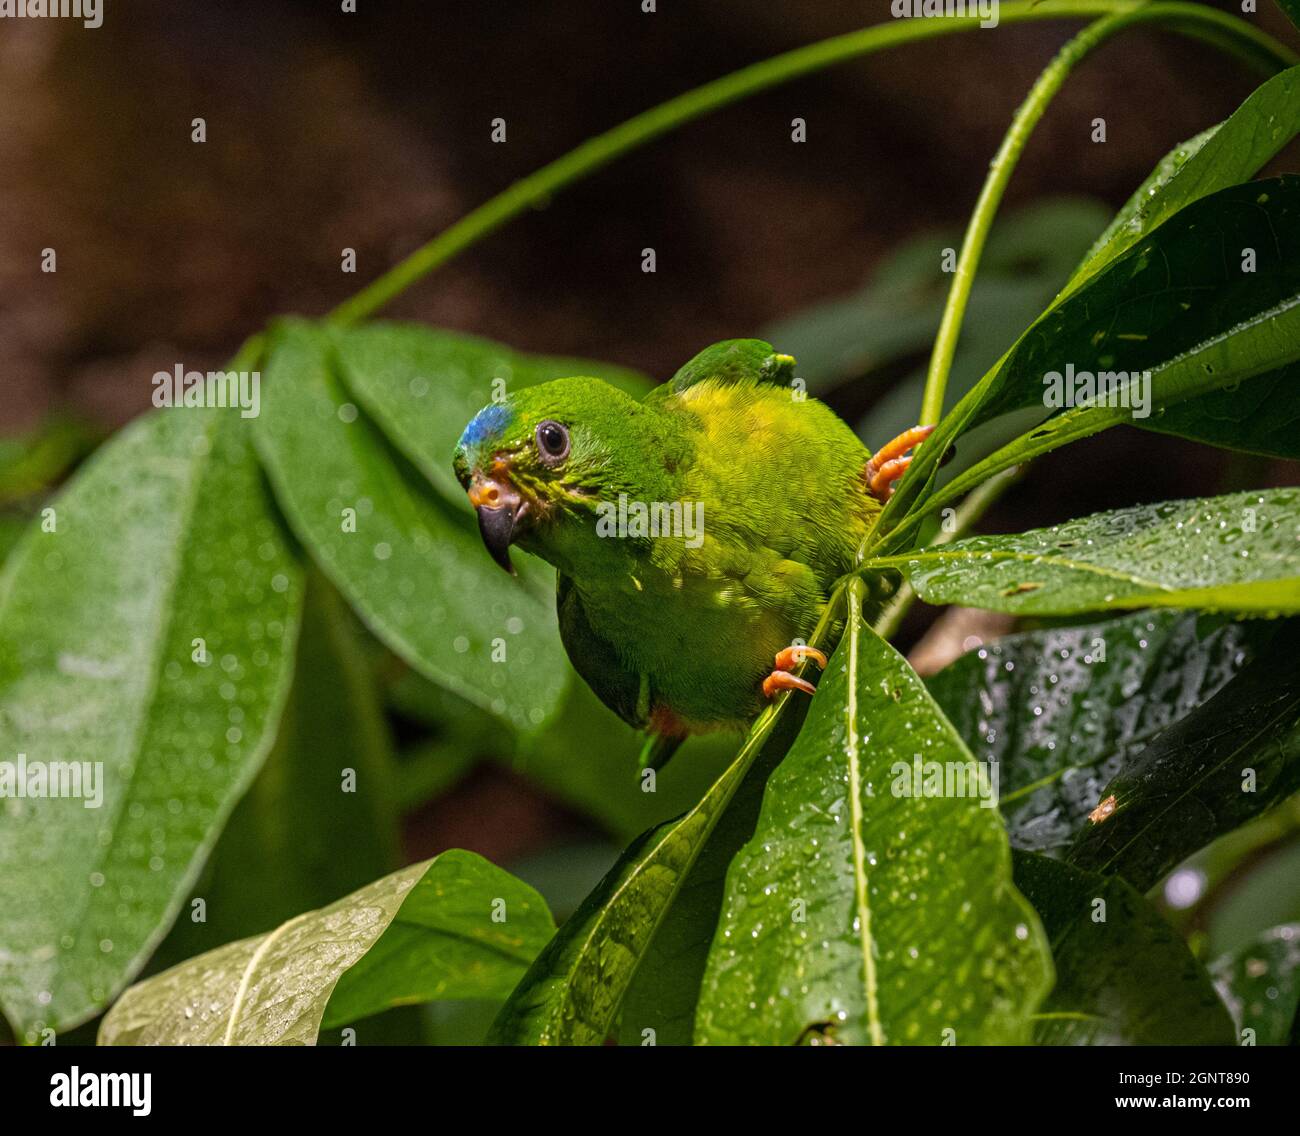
[486,711,790,1045]
[322,851,554,1031]
[155,570,400,967]
[868,489,1300,617]
[1014,852,1235,1045]
[255,320,568,732]
[1068,621,1300,890]
[927,611,1265,856]
[694,582,1052,1045]
[98,850,553,1045]
[1061,64,1300,460]
[910,75,1300,500]
[1210,923,1300,1046]
[1068,67,1300,291]
[617,706,806,1046]
[0,411,303,1040]
[1145,363,1300,460]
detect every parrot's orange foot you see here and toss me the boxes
[774,645,828,672]
[762,645,828,699]
[763,671,816,698]
[865,424,935,502]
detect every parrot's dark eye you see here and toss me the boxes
[535,420,570,465]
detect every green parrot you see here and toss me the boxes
[453,339,930,766]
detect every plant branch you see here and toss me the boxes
[327,2,1293,328]
[915,1,1294,427]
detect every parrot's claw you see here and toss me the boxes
[763,670,817,699]
[774,645,827,672]
[762,645,827,699]
[865,424,935,502]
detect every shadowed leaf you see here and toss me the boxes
[928,611,1265,856]
[1015,852,1235,1046]
[1069,622,1300,890]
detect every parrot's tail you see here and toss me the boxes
[638,732,685,772]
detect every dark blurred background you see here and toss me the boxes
[4,0,1297,425]
[3,2,1299,997]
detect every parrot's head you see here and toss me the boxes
[454,377,680,575]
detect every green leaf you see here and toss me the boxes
[887,72,1300,508]
[1210,923,1300,1046]
[486,710,792,1045]
[1274,2,1300,36]
[1060,74,1300,460]
[155,569,400,966]
[0,410,303,1040]
[0,512,29,564]
[255,320,569,732]
[927,611,1266,856]
[1142,363,1300,460]
[333,321,651,509]
[868,489,1300,617]
[1068,621,1300,891]
[617,705,807,1046]
[912,285,1300,518]
[695,582,1051,1046]
[1067,67,1300,291]
[1068,126,1218,292]
[322,851,555,1030]
[875,177,1300,544]
[98,851,554,1045]
[1014,852,1235,1046]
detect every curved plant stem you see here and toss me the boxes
[328,2,1293,328]
[915,2,1295,427]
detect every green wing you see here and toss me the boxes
[652,339,796,399]
[556,574,689,770]
[556,572,644,729]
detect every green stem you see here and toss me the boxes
[915,1,1293,427]
[871,465,1023,638]
[328,1,1293,328]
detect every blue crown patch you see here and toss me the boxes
[458,402,514,450]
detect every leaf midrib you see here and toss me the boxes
[845,583,884,1046]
